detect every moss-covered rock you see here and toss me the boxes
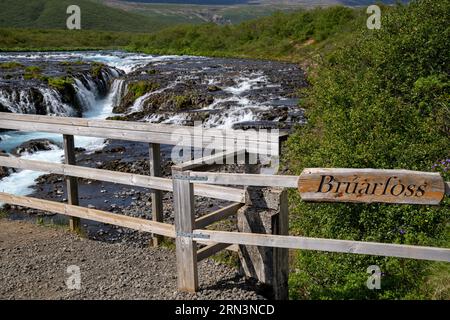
[113,80,160,113]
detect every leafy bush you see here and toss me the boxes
[285,0,449,299]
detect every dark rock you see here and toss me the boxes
[0,151,14,179]
[12,139,59,156]
[207,85,221,92]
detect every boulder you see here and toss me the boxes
[12,139,58,156]
[0,151,14,179]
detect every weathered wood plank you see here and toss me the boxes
[193,230,450,262]
[0,118,280,154]
[299,168,445,205]
[195,203,243,229]
[149,143,164,246]
[63,134,80,232]
[0,112,280,143]
[172,169,199,292]
[0,192,175,237]
[187,171,299,188]
[0,156,245,203]
[197,243,231,262]
[172,149,245,171]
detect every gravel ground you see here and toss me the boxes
[0,219,263,300]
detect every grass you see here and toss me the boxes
[0,28,147,51]
[210,250,239,268]
[91,62,106,77]
[0,61,24,69]
[47,77,74,90]
[128,80,160,98]
[24,66,43,80]
[0,0,173,33]
[424,262,450,299]
[0,6,364,63]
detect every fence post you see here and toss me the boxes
[172,169,199,292]
[237,186,289,300]
[149,143,164,246]
[63,134,80,232]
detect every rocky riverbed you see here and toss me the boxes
[110,56,307,129]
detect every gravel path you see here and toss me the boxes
[0,219,263,300]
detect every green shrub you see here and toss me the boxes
[285,0,449,299]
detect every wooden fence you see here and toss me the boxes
[0,112,449,294]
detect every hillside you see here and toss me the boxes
[0,0,172,32]
[126,6,365,61]
[0,5,364,58]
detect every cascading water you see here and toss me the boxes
[41,88,75,116]
[0,88,74,116]
[74,78,97,111]
[0,51,303,199]
[129,82,177,113]
[0,52,185,198]
[110,79,127,111]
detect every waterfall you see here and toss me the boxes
[110,79,127,110]
[41,88,75,116]
[73,78,97,111]
[129,82,177,113]
[0,87,74,116]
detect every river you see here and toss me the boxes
[0,51,305,199]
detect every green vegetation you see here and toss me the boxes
[0,61,23,69]
[0,211,9,219]
[0,0,172,33]
[0,6,363,61]
[22,65,74,90]
[211,251,239,269]
[174,95,192,110]
[24,66,43,80]
[0,28,146,52]
[285,0,449,299]
[127,6,364,61]
[91,62,106,78]
[47,77,74,90]
[128,80,160,99]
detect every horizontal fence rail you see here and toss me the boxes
[0,156,245,203]
[0,192,175,238]
[0,113,283,154]
[192,229,450,262]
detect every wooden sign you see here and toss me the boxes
[298,168,445,205]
